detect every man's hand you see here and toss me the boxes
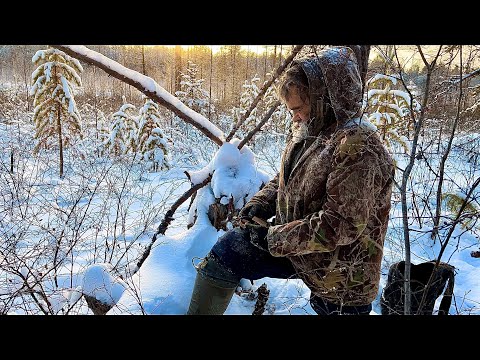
[238,203,271,222]
[237,216,268,228]
[232,214,270,252]
[234,215,254,229]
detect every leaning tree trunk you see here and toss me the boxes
[400,46,442,314]
[225,45,304,142]
[51,45,224,146]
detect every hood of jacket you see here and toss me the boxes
[291,46,363,137]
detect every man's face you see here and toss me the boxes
[285,86,310,123]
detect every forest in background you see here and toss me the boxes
[2,45,480,133]
[1,45,298,116]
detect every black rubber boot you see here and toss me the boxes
[187,253,239,315]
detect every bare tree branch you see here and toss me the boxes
[134,174,213,272]
[397,45,442,314]
[432,46,464,240]
[225,45,304,142]
[416,175,480,314]
[51,45,225,146]
[16,271,51,315]
[238,100,281,150]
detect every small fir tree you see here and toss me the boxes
[137,98,170,171]
[175,60,213,117]
[121,96,139,154]
[30,47,83,178]
[232,75,260,134]
[103,103,136,156]
[263,72,291,134]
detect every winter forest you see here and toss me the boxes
[0,45,479,315]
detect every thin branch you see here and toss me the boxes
[134,174,213,272]
[417,46,430,67]
[416,175,480,314]
[51,45,224,146]
[16,272,51,315]
[225,45,304,142]
[400,46,442,314]
[431,46,463,240]
[238,100,281,150]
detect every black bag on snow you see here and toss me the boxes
[380,260,455,315]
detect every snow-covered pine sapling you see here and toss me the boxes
[232,75,261,136]
[103,103,136,156]
[364,73,421,154]
[175,60,212,118]
[94,109,109,157]
[122,103,139,155]
[263,72,291,135]
[137,97,170,172]
[31,47,83,178]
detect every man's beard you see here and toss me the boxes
[291,121,309,143]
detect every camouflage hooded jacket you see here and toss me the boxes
[245,47,395,306]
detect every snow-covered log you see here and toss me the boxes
[51,45,225,146]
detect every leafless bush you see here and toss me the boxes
[0,121,187,314]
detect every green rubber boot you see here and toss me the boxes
[187,253,239,315]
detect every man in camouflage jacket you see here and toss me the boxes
[187,46,395,315]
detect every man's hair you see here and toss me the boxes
[277,64,309,103]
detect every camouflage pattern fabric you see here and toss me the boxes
[244,47,395,306]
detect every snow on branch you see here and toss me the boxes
[51,45,225,146]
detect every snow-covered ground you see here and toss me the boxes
[1,117,479,315]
